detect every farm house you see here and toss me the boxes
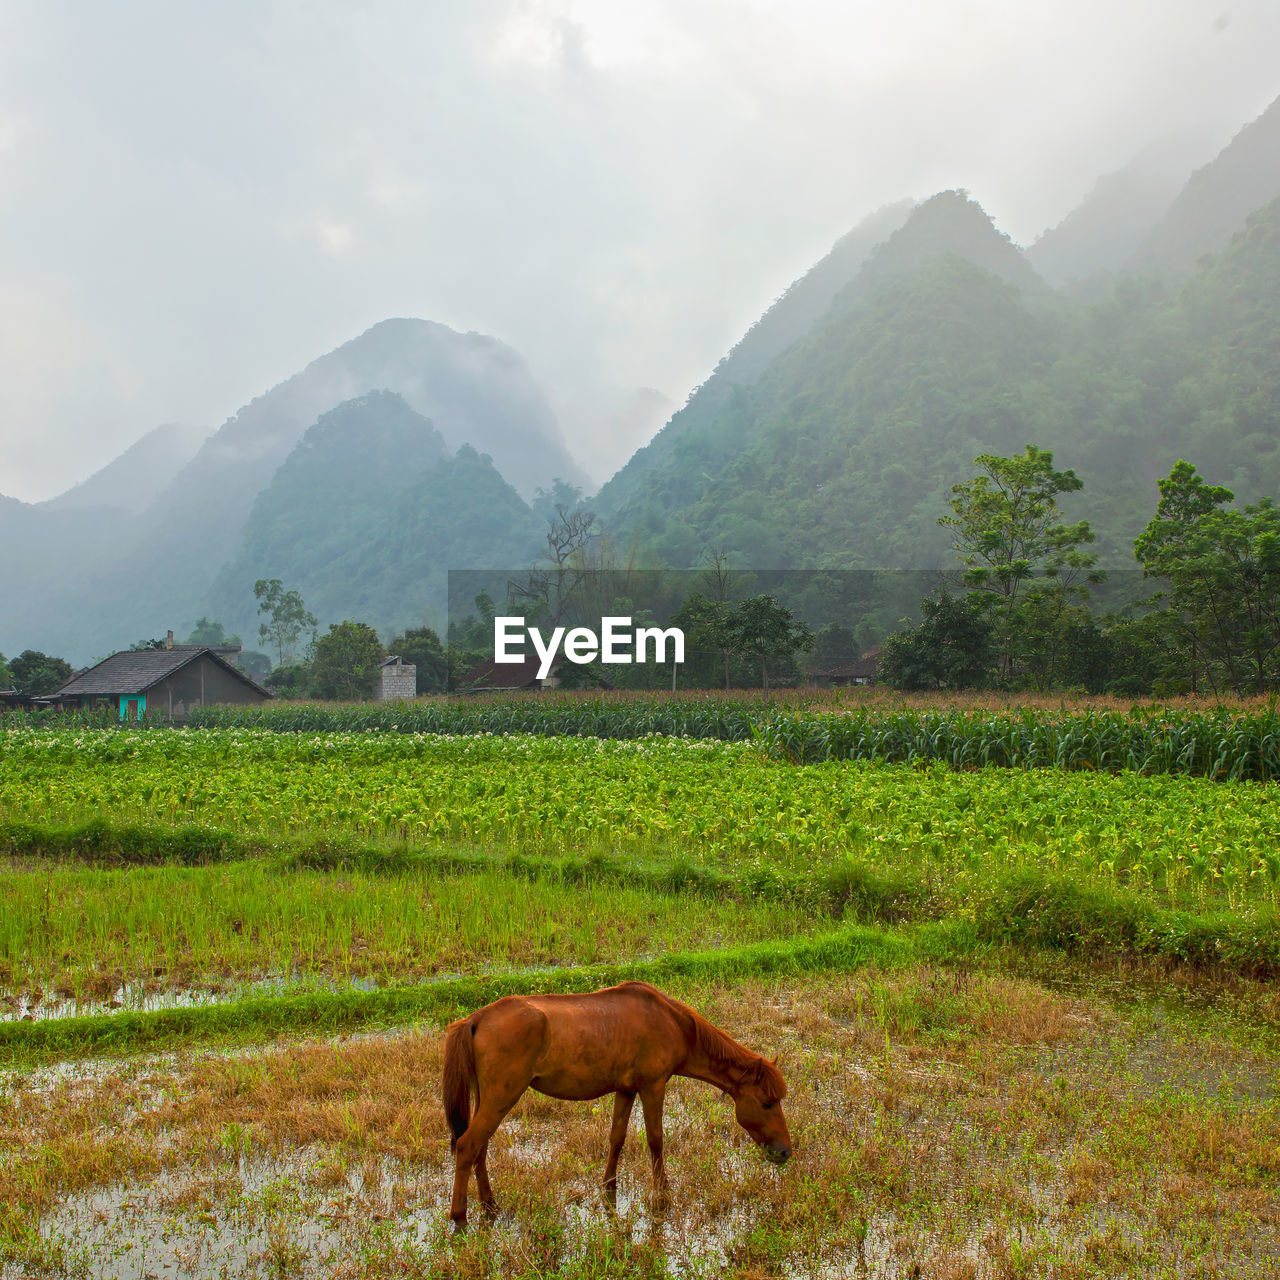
[51,644,272,720]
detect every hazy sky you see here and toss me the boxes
[2,0,1278,501]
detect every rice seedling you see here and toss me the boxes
[0,860,815,1011]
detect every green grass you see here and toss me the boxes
[5,817,1279,990]
[0,921,954,1066]
[0,858,816,1003]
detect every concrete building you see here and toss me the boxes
[374,655,417,701]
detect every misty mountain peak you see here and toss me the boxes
[202,316,585,500]
[837,189,1045,310]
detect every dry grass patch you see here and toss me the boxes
[2,966,1278,1277]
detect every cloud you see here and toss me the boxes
[0,0,1278,498]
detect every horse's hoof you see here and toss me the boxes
[480,1199,499,1218]
[449,1213,468,1233]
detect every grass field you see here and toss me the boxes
[2,710,1279,1277]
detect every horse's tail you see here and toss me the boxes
[442,1017,476,1151]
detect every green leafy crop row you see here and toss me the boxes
[13,697,1280,780]
[4,729,1278,914]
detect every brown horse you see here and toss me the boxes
[441,980,792,1222]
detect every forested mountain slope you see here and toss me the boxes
[1131,94,1280,273]
[2,320,575,661]
[596,191,1055,564]
[1028,158,1191,287]
[208,391,544,639]
[597,194,1280,576]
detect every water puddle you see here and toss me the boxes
[1,959,573,1024]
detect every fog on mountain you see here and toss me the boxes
[4,94,1280,668]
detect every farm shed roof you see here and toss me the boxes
[457,657,544,690]
[55,648,272,699]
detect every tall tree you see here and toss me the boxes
[878,591,995,691]
[254,579,317,667]
[671,592,733,689]
[939,445,1100,682]
[725,595,814,691]
[388,626,450,694]
[311,621,386,701]
[185,618,242,648]
[510,503,600,627]
[1135,461,1280,693]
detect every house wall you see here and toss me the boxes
[153,656,269,718]
[376,663,417,701]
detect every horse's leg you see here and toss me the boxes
[603,1090,635,1196]
[450,1090,523,1223]
[638,1082,670,1209]
[475,1140,495,1212]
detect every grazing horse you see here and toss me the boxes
[441,980,792,1222]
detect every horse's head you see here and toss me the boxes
[732,1057,792,1165]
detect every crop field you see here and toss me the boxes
[2,713,1280,1277]
[19,691,1280,779]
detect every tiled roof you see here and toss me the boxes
[457,657,543,690]
[55,648,272,698]
[816,647,883,680]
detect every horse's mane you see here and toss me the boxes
[681,1000,786,1100]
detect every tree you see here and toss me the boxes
[510,504,600,627]
[1098,610,1187,696]
[11,650,74,696]
[810,623,860,670]
[238,651,272,682]
[185,618,242,648]
[265,664,314,699]
[0,653,13,690]
[531,479,586,525]
[1135,461,1280,693]
[310,621,386,700]
[254,579,317,667]
[671,592,734,688]
[129,637,167,651]
[878,592,995,690]
[389,626,450,694]
[725,595,814,691]
[939,445,1101,681]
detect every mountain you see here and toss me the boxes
[590,187,1280,621]
[830,190,1046,309]
[1130,95,1280,273]
[595,192,1049,552]
[208,390,543,638]
[2,320,576,661]
[1028,155,1192,287]
[40,423,212,514]
[703,200,915,390]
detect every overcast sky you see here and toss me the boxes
[2,0,1278,502]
